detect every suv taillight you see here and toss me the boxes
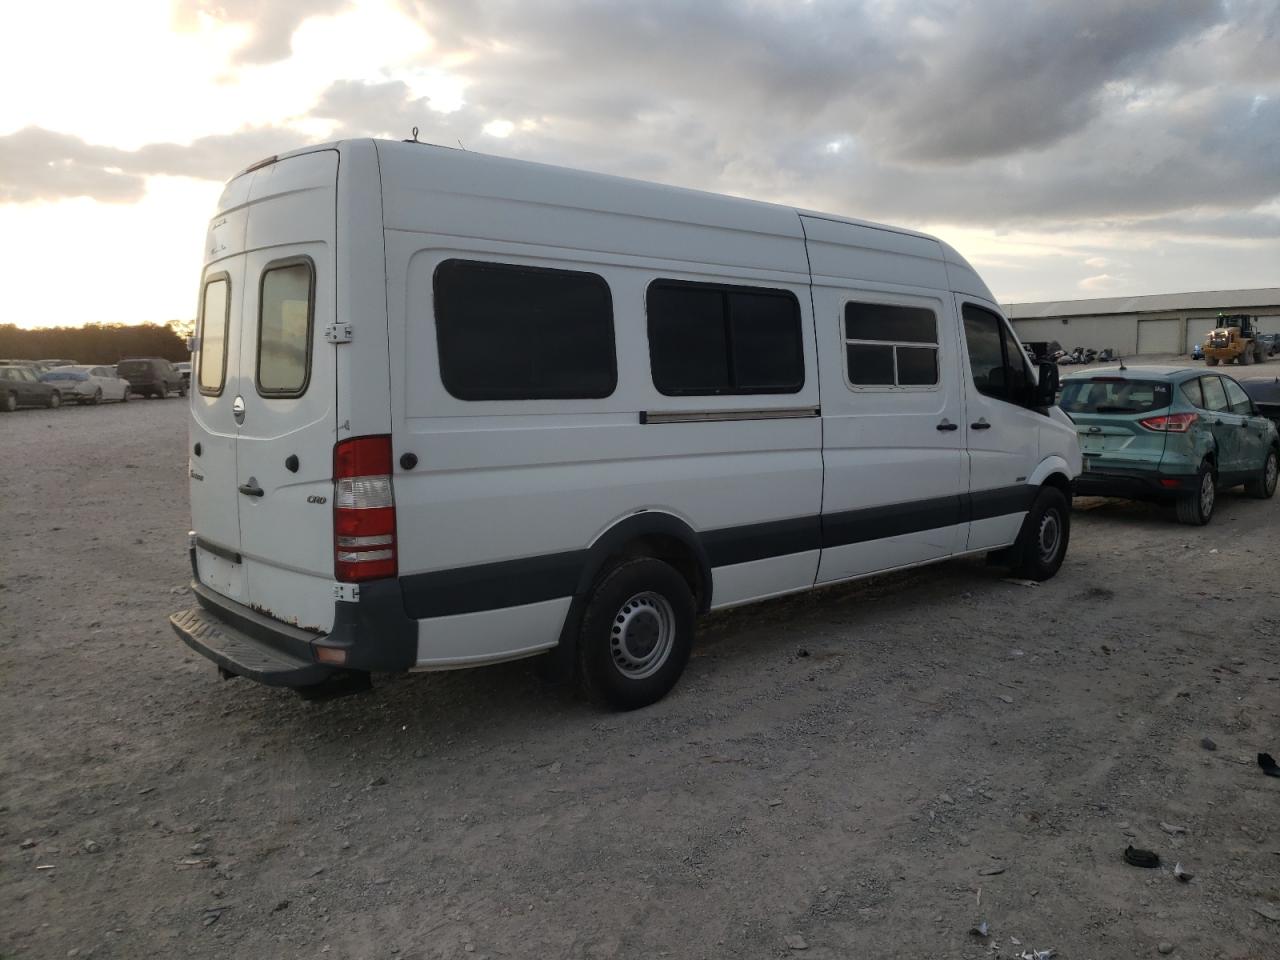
[1138,412,1198,433]
[333,435,397,582]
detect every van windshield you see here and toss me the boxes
[1060,378,1171,414]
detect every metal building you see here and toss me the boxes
[1004,288,1280,357]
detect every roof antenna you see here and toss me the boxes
[1118,357,1127,371]
[404,126,420,144]
[457,138,466,151]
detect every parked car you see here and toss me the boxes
[175,361,192,389]
[116,357,186,398]
[1063,365,1279,524]
[1256,332,1280,357]
[39,364,132,404]
[0,364,63,410]
[170,138,1081,709]
[1238,373,1280,429]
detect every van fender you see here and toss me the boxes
[541,511,712,684]
[1026,455,1074,490]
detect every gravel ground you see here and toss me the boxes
[2,397,1279,960]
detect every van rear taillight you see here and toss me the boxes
[333,436,397,582]
[1138,412,1198,433]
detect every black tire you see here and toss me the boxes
[1245,447,1278,499]
[1010,486,1071,581]
[154,386,166,399]
[1241,349,1253,366]
[1206,357,1219,366]
[2,391,15,412]
[121,388,130,403]
[577,557,695,710]
[1176,461,1216,525]
[90,388,102,405]
[47,390,61,409]
[178,383,187,398]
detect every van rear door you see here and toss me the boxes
[233,150,340,632]
[190,176,252,604]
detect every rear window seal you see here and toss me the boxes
[197,271,232,398]
[255,255,315,400]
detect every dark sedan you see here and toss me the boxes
[0,364,63,411]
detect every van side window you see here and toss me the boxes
[256,259,314,397]
[197,275,230,396]
[844,302,939,387]
[646,280,803,395]
[434,259,617,401]
[962,303,1029,405]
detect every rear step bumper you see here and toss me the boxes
[171,604,335,687]
[170,570,419,689]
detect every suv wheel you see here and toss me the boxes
[1176,462,1216,525]
[578,558,695,710]
[1011,485,1071,581]
[2,391,15,412]
[1245,447,1278,499]
[47,391,61,409]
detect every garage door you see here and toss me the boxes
[1137,319,1181,355]
[1186,318,1216,353]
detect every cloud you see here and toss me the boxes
[1079,273,1120,291]
[0,125,306,203]
[5,0,1280,244]
[174,0,350,64]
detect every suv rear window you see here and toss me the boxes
[117,360,152,376]
[1060,379,1172,414]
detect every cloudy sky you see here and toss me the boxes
[2,0,1277,328]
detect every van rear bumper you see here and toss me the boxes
[171,573,418,687]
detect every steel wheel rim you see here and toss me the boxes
[1200,471,1215,517]
[1266,452,1278,494]
[1037,509,1062,564]
[610,591,675,680]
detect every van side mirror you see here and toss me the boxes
[1033,362,1059,408]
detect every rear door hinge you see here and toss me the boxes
[324,323,353,344]
[333,582,360,603]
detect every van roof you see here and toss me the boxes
[222,138,988,296]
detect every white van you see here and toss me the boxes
[171,138,1081,708]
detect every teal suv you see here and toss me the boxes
[1062,365,1279,524]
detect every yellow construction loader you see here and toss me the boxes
[1203,313,1267,366]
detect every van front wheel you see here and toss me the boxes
[1010,486,1070,581]
[578,557,695,710]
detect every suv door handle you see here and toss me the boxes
[238,480,264,498]
[971,419,992,430]
[936,420,958,431]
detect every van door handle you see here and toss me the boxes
[936,420,958,431]
[970,419,992,430]
[238,480,264,498]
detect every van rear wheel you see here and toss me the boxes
[1010,486,1070,581]
[578,557,694,710]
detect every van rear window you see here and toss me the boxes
[256,259,314,397]
[1060,379,1172,414]
[198,276,230,395]
[433,259,617,401]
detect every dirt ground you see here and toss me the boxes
[2,395,1279,960]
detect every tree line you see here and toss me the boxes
[0,322,192,364]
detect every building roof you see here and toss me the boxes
[1004,288,1280,319]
